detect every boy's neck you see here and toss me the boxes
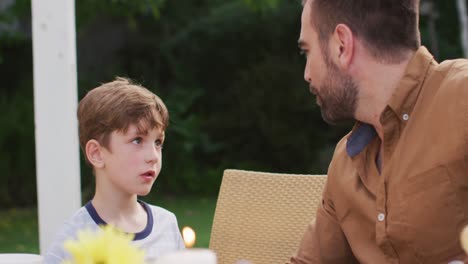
[92,188,148,234]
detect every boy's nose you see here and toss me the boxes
[145,145,160,164]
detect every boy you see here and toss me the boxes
[44,77,185,263]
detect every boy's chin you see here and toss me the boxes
[137,190,152,196]
[136,187,154,196]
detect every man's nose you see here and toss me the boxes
[304,61,312,83]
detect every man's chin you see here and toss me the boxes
[321,114,337,125]
[321,111,354,125]
[316,97,322,107]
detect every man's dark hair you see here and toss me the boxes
[310,0,421,63]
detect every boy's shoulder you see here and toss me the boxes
[144,202,175,215]
[43,205,98,263]
[142,201,178,222]
[56,205,98,235]
[53,205,99,240]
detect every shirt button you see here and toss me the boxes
[402,113,409,121]
[377,213,385,222]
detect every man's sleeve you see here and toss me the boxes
[289,183,357,264]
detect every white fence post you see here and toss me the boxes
[457,0,468,58]
[31,0,81,253]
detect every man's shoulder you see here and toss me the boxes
[436,58,468,88]
[438,58,468,72]
[326,130,354,176]
[425,58,468,107]
[332,131,353,159]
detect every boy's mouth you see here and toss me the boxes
[140,170,155,179]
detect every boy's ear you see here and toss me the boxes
[85,139,105,169]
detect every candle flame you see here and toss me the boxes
[182,226,196,248]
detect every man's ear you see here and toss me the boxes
[331,23,354,69]
[85,139,105,169]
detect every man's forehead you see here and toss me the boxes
[302,0,313,6]
[299,0,314,42]
[301,0,312,21]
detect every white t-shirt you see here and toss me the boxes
[43,200,185,263]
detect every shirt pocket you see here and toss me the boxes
[401,165,464,263]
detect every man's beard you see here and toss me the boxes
[311,53,358,125]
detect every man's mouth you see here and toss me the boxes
[309,86,321,105]
[309,85,317,96]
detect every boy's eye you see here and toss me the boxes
[155,139,164,149]
[132,137,142,144]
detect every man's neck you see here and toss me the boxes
[355,51,415,140]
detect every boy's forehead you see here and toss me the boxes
[119,122,165,136]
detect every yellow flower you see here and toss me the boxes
[62,225,146,264]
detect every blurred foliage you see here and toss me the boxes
[242,0,281,11]
[0,33,34,207]
[0,0,465,207]
[76,0,166,30]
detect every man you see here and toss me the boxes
[291,0,468,263]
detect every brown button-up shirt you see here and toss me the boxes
[290,47,468,264]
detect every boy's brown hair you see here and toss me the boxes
[78,77,169,163]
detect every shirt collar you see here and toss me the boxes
[85,200,153,241]
[385,46,435,122]
[346,46,435,157]
[346,122,377,157]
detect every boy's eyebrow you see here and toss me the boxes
[134,129,166,139]
[131,128,147,136]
